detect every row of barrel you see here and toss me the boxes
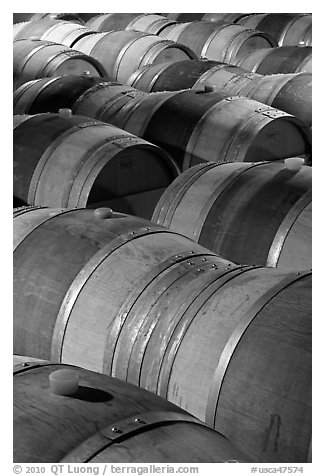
[14,206,311,463]
[13,105,311,270]
[13,58,312,124]
[13,15,312,89]
[162,13,312,46]
[13,13,312,464]
[13,12,312,47]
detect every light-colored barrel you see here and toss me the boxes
[86,13,143,31]
[126,14,174,33]
[12,19,93,46]
[13,38,106,90]
[235,46,312,74]
[72,82,147,124]
[73,30,197,83]
[159,21,277,63]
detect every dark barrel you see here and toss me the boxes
[14,357,249,463]
[13,112,178,218]
[13,75,106,115]
[127,59,257,92]
[86,13,144,31]
[152,161,312,270]
[166,13,246,23]
[237,13,312,46]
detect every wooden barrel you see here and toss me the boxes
[13,13,85,24]
[159,21,277,63]
[87,13,170,33]
[13,13,35,23]
[13,112,178,218]
[13,75,106,115]
[13,197,28,208]
[13,206,232,355]
[152,161,312,270]
[103,90,312,169]
[13,207,311,462]
[14,357,249,463]
[237,13,312,46]
[238,73,312,126]
[13,39,106,90]
[13,19,59,41]
[76,13,100,23]
[127,59,255,92]
[158,22,190,41]
[143,18,178,35]
[86,13,143,31]
[125,14,175,33]
[13,114,31,129]
[204,13,247,23]
[72,82,147,124]
[166,13,246,23]
[29,13,85,24]
[40,21,95,47]
[13,22,31,38]
[191,67,312,126]
[73,30,197,83]
[235,46,312,74]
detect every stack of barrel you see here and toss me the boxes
[13,12,312,465]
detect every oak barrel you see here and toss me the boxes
[13,207,311,462]
[71,82,147,124]
[73,30,197,83]
[38,21,95,47]
[13,13,35,23]
[86,13,143,31]
[237,13,312,46]
[237,73,312,126]
[14,358,249,463]
[13,19,95,47]
[13,112,178,217]
[13,39,106,90]
[29,13,85,23]
[166,13,246,23]
[235,46,312,74]
[152,161,312,270]
[127,59,257,92]
[159,21,277,63]
[128,59,311,126]
[13,75,106,115]
[102,90,312,169]
[86,13,170,34]
[138,18,178,35]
